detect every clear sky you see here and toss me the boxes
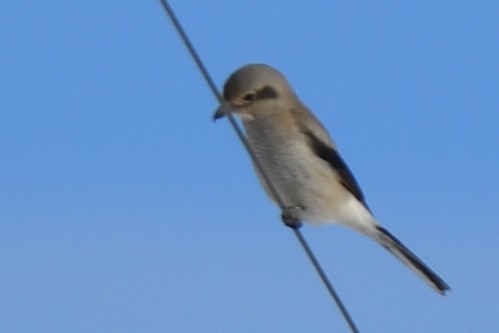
[1,1,498,332]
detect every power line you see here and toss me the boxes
[158,1,360,332]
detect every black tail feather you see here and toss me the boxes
[376,226,450,295]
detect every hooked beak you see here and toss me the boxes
[212,105,226,121]
[213,104,237,122]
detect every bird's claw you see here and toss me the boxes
[281,206,304,229]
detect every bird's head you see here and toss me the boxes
[213,64,296,121]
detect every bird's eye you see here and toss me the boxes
[243,93,255,102]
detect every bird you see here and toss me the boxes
[213,64,450,295]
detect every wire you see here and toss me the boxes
[158,1,360,332]
[293,230,360,332]
[158,1,289,213]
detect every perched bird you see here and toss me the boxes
[213,64,450,294]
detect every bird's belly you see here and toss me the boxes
[250,141,349,224]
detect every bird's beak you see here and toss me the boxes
[212,105,226,121]
[213,102,239,121]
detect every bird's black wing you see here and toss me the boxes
[301,129,371,212]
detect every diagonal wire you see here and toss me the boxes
[293,230,360,332]
[158,1,360,332]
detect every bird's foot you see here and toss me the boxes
[281,206,304,229]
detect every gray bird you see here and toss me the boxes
[213,64,450,294]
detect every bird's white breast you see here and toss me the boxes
[243,116,352,224]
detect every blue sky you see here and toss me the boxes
[1,1,498,332]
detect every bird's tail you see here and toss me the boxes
[374,226,450,295]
